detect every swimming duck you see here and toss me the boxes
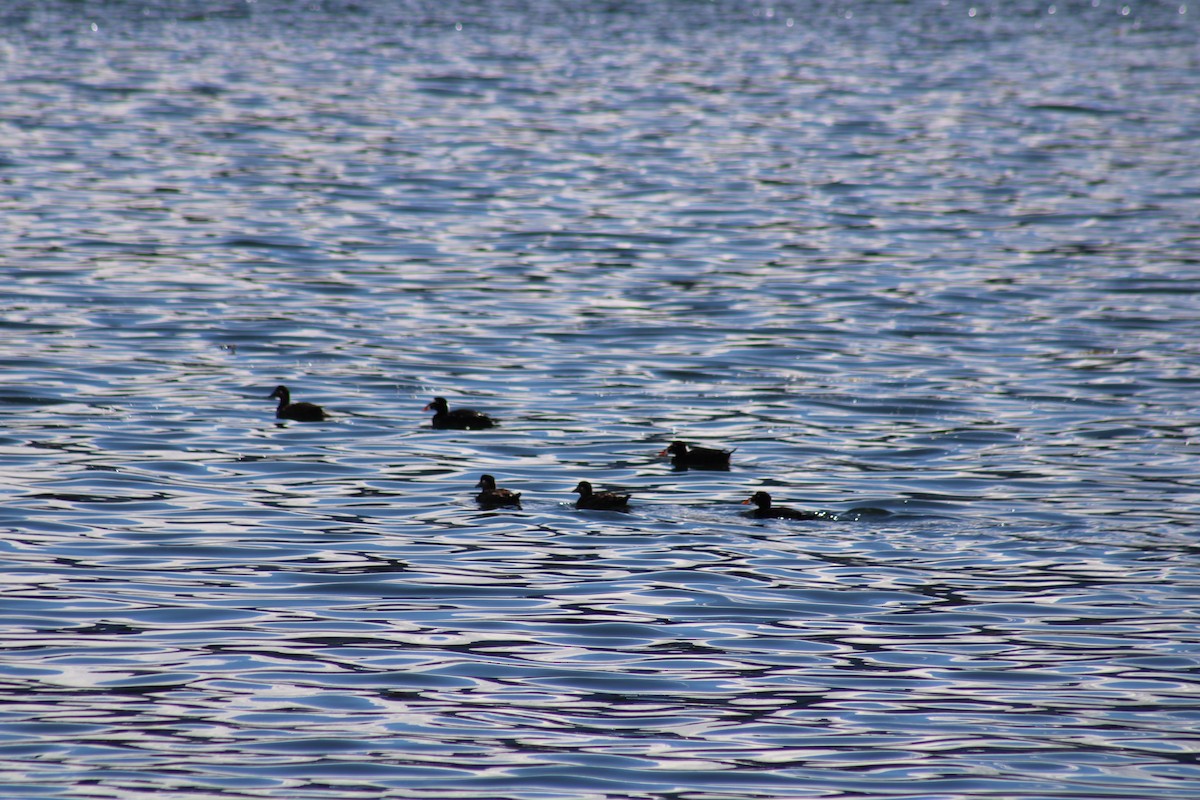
[424,397,497,430]
[742,491,821,520]
[268,385,327,422]
[573,480,630,511]
[659,441,734,470]
[475,474,521,507]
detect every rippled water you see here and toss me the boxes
[2,1,1199,798]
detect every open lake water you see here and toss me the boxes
[1,1,1198,798]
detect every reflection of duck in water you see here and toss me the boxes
[659,441,734,470]
[742,491,822,520]
[475,474,521,508]
[573,481,630,511]
[268,385,327,421]
[423,397,497,429]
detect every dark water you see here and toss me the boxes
[2,1,1199,798]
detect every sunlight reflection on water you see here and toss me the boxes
[0,1,1198,798]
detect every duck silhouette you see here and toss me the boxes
[573,480,630,511]
[424,397,496,430]
[475,474,522,508]
[742,491,821,520]
[268,385,327,422]
[659,441,734,470]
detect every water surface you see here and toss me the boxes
[1,1,1198,798]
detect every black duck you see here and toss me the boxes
[269,385,327,422]
[424,396,496,430]
[742,491,821,520]
[659,441,734,470]
[573,480,630,511]
[475,474,522,508]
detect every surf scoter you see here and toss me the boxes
[573,480,630,511]
[742,491,821,520]
[475,474,522,507]
[659,441,734,470]
[424,397,496,430]
[268,385,327,422]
